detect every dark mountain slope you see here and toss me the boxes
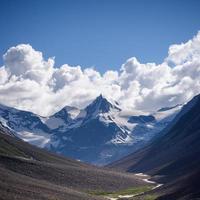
[0,124,146,200]
[109,94,200,199]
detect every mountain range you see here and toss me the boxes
[0,95,182,165]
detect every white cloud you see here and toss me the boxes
[0,66,8,84]
[166,31,200,65]
[3,44,54,84]
[0,32,200,116]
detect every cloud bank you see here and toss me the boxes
[0,32,200,116]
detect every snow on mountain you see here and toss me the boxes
[46,95,182,164]
[83,94,121,122]
[0,95,182,165]
[0,104,50,147]
[43,106,82,130]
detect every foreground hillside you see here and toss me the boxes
[0,123,149,200]
[109,94,200,199]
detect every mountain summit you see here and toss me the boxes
[85,94,121,114]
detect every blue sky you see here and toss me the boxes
[0,0,200,73]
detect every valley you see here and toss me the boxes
[1,2,200,199]
[90,173,162,200]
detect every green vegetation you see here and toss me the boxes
[143,194,158,200]
[89,185,154,198]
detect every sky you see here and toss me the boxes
[0,0,200,116]
[1,0,200,72]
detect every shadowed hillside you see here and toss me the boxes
[109,94,200,200]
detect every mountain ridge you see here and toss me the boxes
[0,95,182,165]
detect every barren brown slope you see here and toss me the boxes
[0,124,147,200]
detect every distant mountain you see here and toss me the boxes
[0,95,182,165]
[109,94,200,199]
[0,104,51,147]
[157,104,182,112]
[0,123,146,200]
[43,105,82,130]
[128,115,156,124]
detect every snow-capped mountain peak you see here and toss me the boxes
[53,107,71,123]
[84,94,121,118]
[43,105,82,130]
[53,106,80,121]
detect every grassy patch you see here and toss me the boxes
[143,194,158,200]
[89,185,154,198]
